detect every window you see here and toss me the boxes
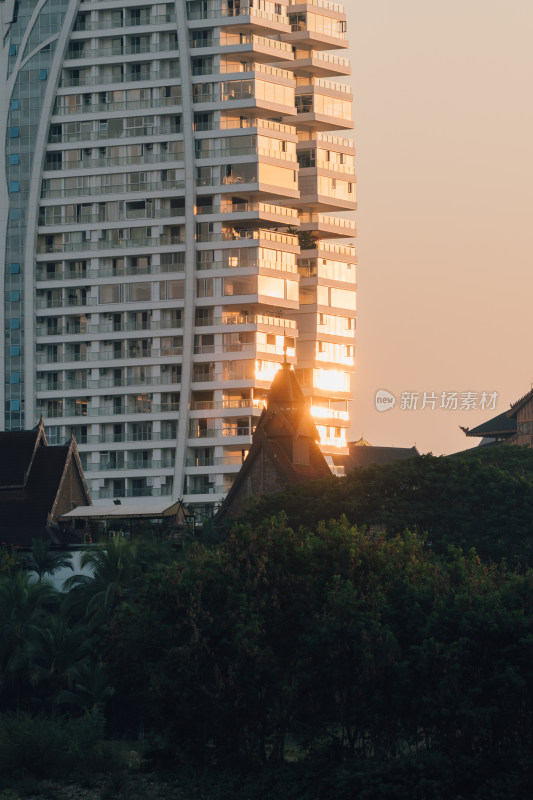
[9,45,16,56]
[39,69,48,80]
[9,263,20,274]
[9,181,20,193]
[10,346,20,356]
[9,126,19,138]
[9,209,20,220]
[9,154,20,165]
[11,99,19,110]
[10,291,20,302]
[10,373,20,384]
[9,400,20,411]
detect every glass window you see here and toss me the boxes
[11,99,19,110]
[10,291,20,302]
[9,154,20,165]
[39,69,48,80]
[9,45,16,56]
[9,400,20,412]
[9,263,20,274]
[9,209,20,220]
[10,373,20,384]
[9,181,20,193]
[8,127,20,138]
[10,346,20,357]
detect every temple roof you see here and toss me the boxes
[216,364,331,520]
[335,442,419,470]
[0,425,91,547]
[461,410,517,438]
[0,418,46,488]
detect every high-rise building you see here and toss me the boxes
[0,0,356,515]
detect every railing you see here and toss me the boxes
[294,51,349,67]
[35,296,96,310]
[60,68,180,88]
[187,3,288,26]
[35,346,185,364]
[40,208,186,227]
[313,77,352,94]
[316,131,354,147]
[85,459,175,472]
[36,235,184,255]
[195,313,296,328]
[53,96,182,116]
[315,240,357,256]
[44,151,184,172]
[189,398,265,411]
[218,117,296,134]
[65,42,177,60]
[36,263,184,282]
[220,61,293,79]
[185,456,243,467]
[74,14,176,32]
[289,0,345,13]
[299,212,357,232]
[36,375,181,392]
[66,432,178,445]
[187,485,225,495]
[41,179,185,199]
[190,32,293,54]
[47,126,182,145]
[196,200,296,216]
[92,487,174,499]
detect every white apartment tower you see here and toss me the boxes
[0,0,356,514]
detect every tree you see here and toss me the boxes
[22,538,73,582]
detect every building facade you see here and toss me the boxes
[0,0,356,514]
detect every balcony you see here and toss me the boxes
[298,213,356,239]
[187,1,290,35]
[287,50,351,77]
[64,41,177,62]
[73,14,176,32]
[52,95,182,117]
[41,179,185,200]
[36,234,184,257]
[44,152,183,173]
[59,66,180,88]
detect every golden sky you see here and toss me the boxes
[347,0,533,454]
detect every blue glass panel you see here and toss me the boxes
[10,318,20,329]
[9,154,20,165]
[10,291,20,301]
[9,263,20,274]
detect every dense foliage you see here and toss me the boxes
[235,449,533,565]
[3,451,533,796]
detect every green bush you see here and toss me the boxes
[0,711,114,780]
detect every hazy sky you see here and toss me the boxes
[345,0,533,454]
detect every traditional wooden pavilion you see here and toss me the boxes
[460,388,533,448]
[0,418,92,547]
[216,362,332,521]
